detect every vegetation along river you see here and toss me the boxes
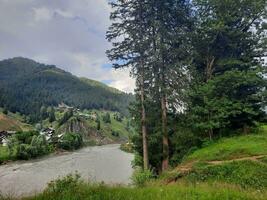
[0,144,134,197]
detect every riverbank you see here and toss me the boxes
[0,144,134,198]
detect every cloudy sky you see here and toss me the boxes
[0,0,135,93]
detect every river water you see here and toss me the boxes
[0,144,134,197]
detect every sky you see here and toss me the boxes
[0,0,135,93]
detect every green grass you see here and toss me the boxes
[21,182,266,200]
[184,130,267,162]
[187,160,267,189]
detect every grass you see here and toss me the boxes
[187,160,267,189]
[20,181,266,200]
[184,129,267,162]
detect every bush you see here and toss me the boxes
[7,131,51,160]
[103,112,111,123]
[131,168,155,187]
[45,173,81,194]
[58,133,83,150]
[111,131,119,137]
[120,142,134,153]
[3,107,8,115]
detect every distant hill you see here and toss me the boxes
[0,57,134,122]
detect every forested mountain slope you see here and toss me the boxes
[0,57,133,121]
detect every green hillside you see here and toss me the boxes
[54,109,134,145]
[156,125,267,190]
[0,109,33,132]
[0,57,133,122]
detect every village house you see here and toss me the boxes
[40,127,56,141]
[0,131,15,146]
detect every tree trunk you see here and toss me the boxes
[161,94,169,171]
[243,124,249,135]
[140,61,149,170]
[208,128,213,141]
[206,56,215,81]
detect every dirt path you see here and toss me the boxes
[206,155,266,165]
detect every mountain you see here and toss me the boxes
[0,57,134,121]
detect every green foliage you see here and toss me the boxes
[111,130,119,137]
[120,142,134,153]
[45,173,81,194]
[58,110,73,126]
[102,112,111,124]
[187,160,267,189]
[3,107,8,115]
[114,113,123,122]
[131,168,155,187]
[6,131,51,160]
[58,133,83,150]
[48,107,56,123]
[189,70,266,139]
[40,106,48,120]
[0,146,9,164]
[170,125,202,165]
[189,0,267,140]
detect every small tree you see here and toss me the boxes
[40,106,48,120]
[96,118,101,130]
[103,112,111,124]
[48,107,56,123]
[3,107,8,115]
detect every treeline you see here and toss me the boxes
[0,57,134,122]
[107,0,267,172]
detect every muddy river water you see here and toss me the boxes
[0,144,134,197]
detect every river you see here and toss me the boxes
[0,144,134,197]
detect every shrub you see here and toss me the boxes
[58,133,83,150]
[131,168,155,187]
[102,112,111,123]
[111,131,119,137]
[7,131,51,160]
[45,173,81,194]
[3,107,8,115]
[120,142,134,153]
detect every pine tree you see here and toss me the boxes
[48,107,56,123]
[189,0,267,138]
[146,0,193,171]
[107,0,151,170]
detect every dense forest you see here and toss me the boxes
[107,0,267,173]
[0,57,133,122]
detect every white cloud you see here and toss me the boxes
[0,0,136,93]
[33,7,53,22]
[109,69,135,93]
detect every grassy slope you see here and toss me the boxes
[160,125,267,191]
[0,111,33,132]
[185,131,267,162]
[80,77,123,94]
